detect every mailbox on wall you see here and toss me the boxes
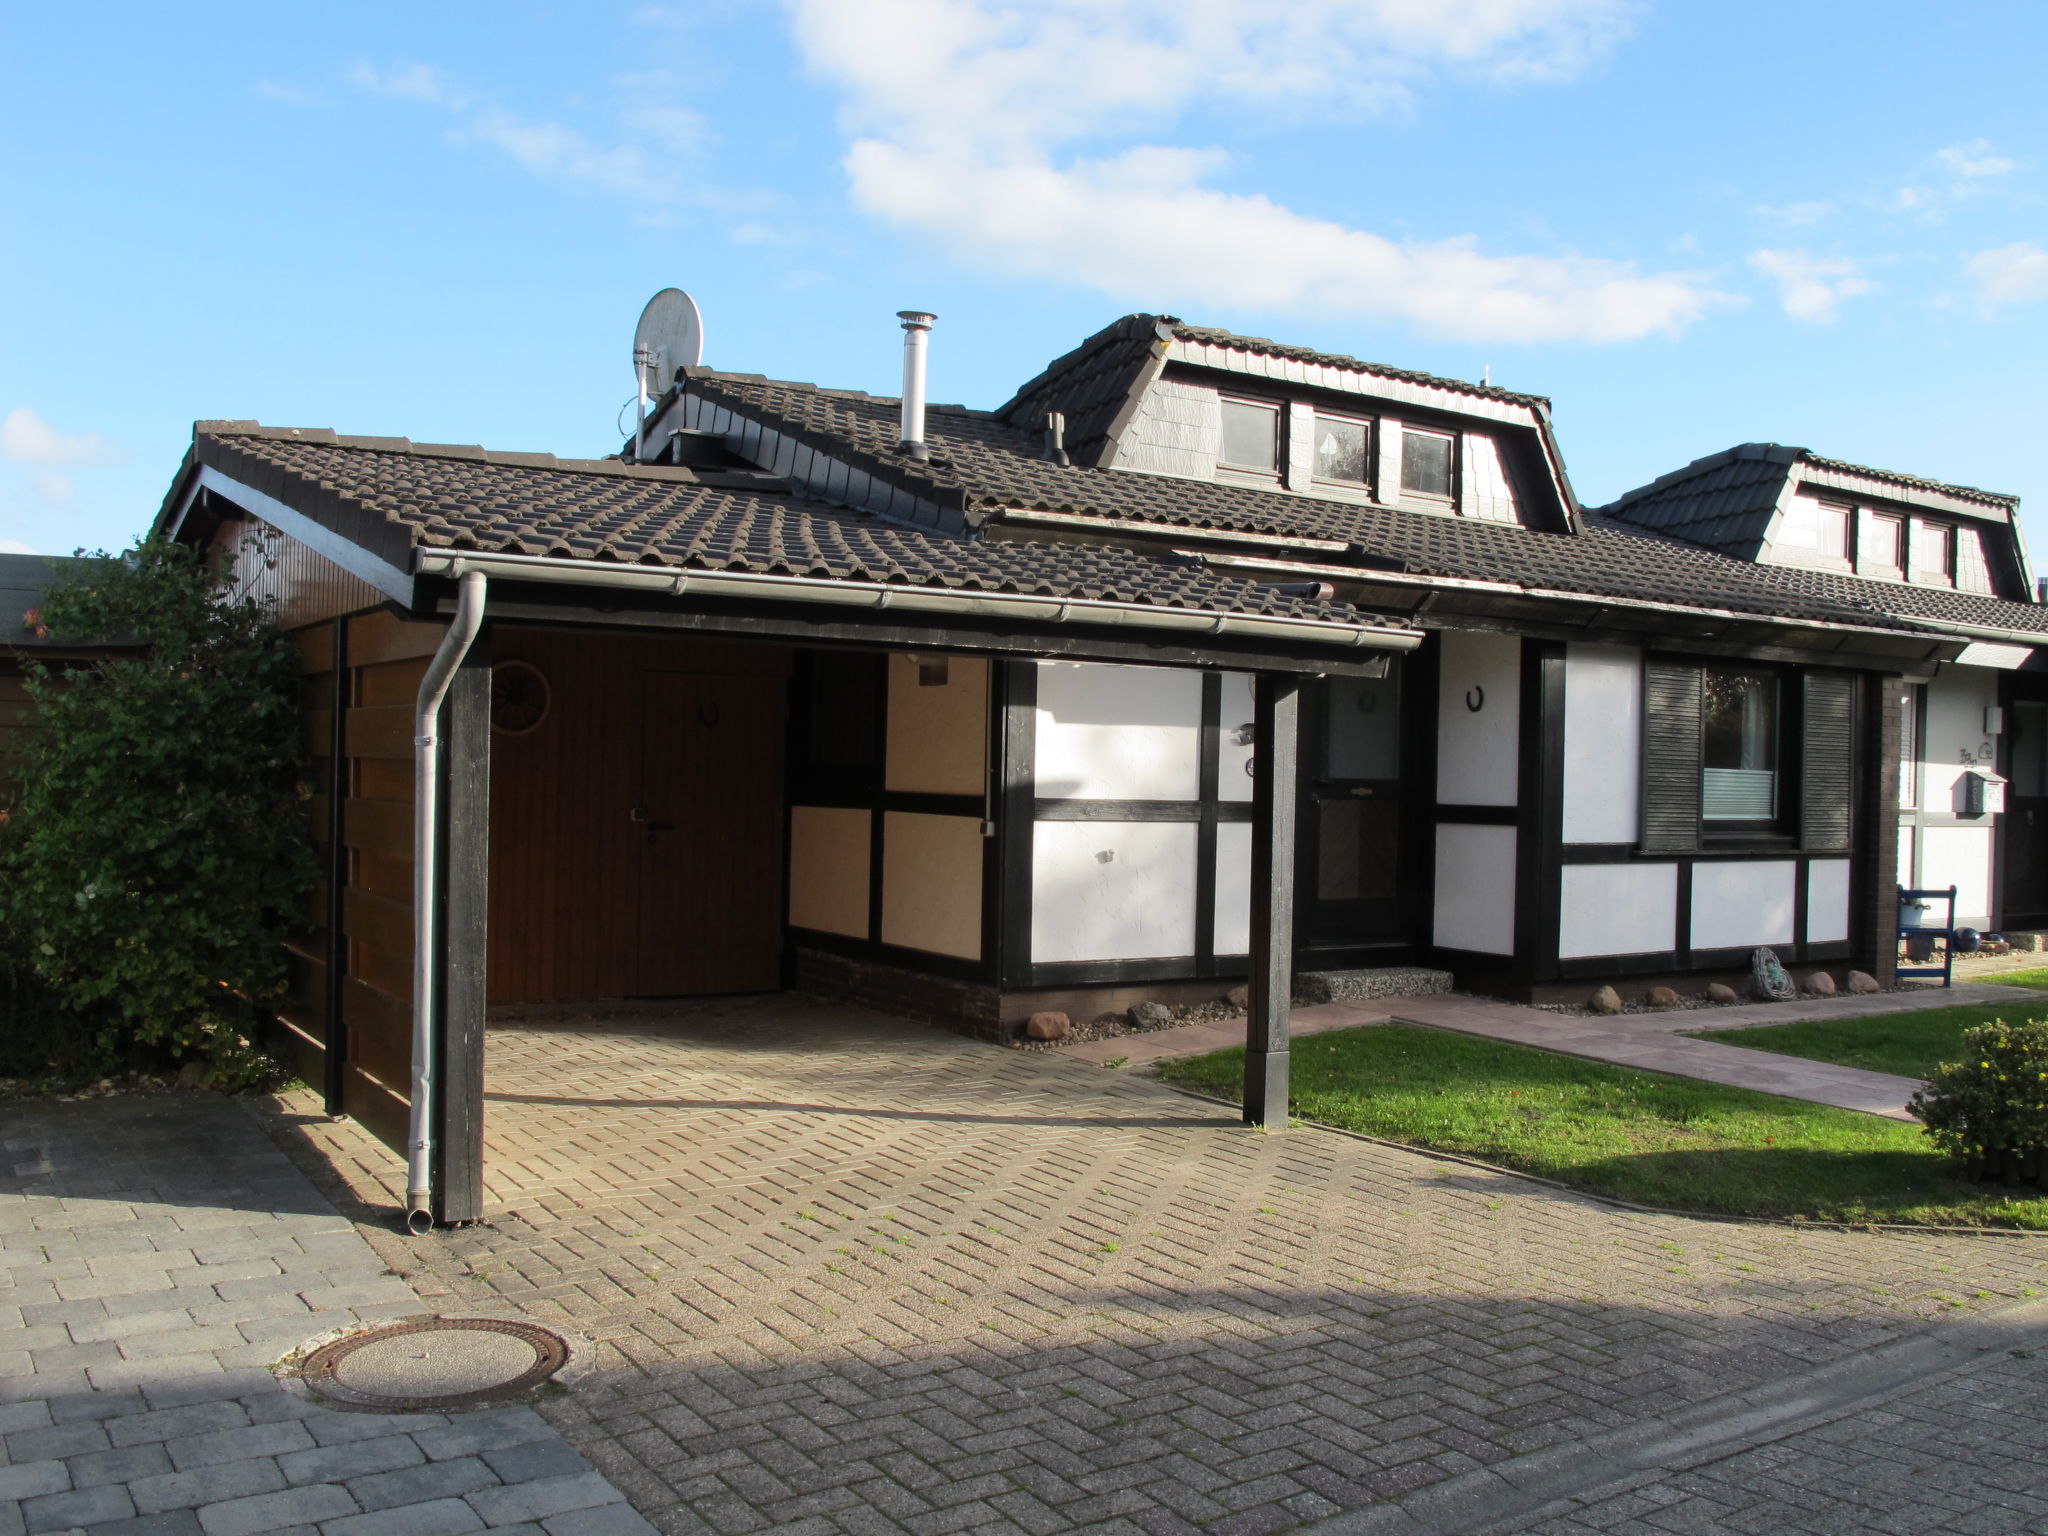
[1960,767,2008,818]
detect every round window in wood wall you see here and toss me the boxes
[490,660,551,736]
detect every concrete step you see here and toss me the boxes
[1296,966,1454,1005]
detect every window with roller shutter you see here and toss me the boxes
[1639,657,1853,853]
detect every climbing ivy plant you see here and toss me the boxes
[0,538,315,1085]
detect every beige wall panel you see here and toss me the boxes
[885,654,987,794]
[788,805,872,938]
[881,811,983,959]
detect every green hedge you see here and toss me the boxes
[0,539,315,1087]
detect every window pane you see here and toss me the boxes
[1401,430,1454,497]
[1816,503,1851,559]
[1702,669,1777,821]
[1219,399,1279,472]
[1323,674,1401,780]
[1314,414,1368,483]
[1865,514,1902,570]
[1316,799,1400,902]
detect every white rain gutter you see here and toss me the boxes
[411,550,1422,654]
[406,568,488,1235]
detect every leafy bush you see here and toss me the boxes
[0,539,315,1087]
[1908,1017,2048,1186]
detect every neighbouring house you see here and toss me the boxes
[1600,443,2045,933]
[0,553,141,799]
[148,310,2044,1225]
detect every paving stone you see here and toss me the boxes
[464,1472,622,1527]
[195,1482,357,1536]
[279,1432,427,1485]
[348,1455,502,1512]
[0,1460,72,1501]
[319,1497,486,1536]
[129,1451,275,1516]
[21,1481,135,1533]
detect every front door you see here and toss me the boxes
[1299,669,1409,954]
[633,669,786,995]
[2003,694,2048,926]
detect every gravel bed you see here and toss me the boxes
[1006,997,1253,1051]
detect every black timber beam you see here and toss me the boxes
[1244,673,1301,1128]
[433,586,1401,679]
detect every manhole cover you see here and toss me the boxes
[299,1319,569,1411]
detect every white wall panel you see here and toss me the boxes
[1035,662,1203,801]
[1436,631,1521,806]
[787,806,870,938]
[1922,666,1999,814]
[881,813,983,959]
[1921,827,1995,928]
[1214,822,1252,956]
[1433,823,1517,955]
[1562,644,1642,844]
[1806,860,1852,945]
[1218,672,1256,802]
[1559,863,1677,958]
[1031,821,1199,962]
[885,653,986,794]
[1690,861,1797,950]
[1898,825,1918,888]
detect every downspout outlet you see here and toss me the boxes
[897,310,935,461]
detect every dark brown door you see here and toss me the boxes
[1300,670,1409,949]
[2003,696,2048,926]
[632,670,786,995]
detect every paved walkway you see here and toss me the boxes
[1058,981,2048,1120]
[1,1093,654,1536]
[256,995,2048,1536]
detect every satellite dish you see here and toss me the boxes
[633,288,703,399]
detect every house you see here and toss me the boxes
[1600,443,2046,933]
[148,310,2042,1226]
[0,554,140,798]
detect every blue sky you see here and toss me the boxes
[4,2,2046,563]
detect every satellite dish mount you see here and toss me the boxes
[631,289,704,461]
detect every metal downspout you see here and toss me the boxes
[406,569,488,1234]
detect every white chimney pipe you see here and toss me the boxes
[897,310,935,460]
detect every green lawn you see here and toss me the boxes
[1687,1004,2044,1081]
[1156,1023,2048,1229]
[1991,967,2048,990]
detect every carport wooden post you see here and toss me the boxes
[431,639,491,1225]
[1245,672,1299,1127]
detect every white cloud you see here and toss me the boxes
[349,61,730,221]
[1937,139,2015,180]
[34,473,73,506]
[788,0,1727,344]
[0,409,120,468]
[0,538,37,555]
[348,60,468,108]
[1751,199,1835,227]
[1965,242,2048,313]
[1749,249,1873,323]
[255,79,315,105]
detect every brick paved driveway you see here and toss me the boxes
[273,995,2048,1535]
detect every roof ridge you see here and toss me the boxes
[195,422,702,483]
[1168,320,1551,408]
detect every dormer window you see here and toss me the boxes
[1401,428,1455,500]
[1218,397,1281,476]
[1313,412,1370,486]
[1863,512,1903,574]
[1912,519,1955,586]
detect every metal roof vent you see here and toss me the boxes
[898,310,936,461]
